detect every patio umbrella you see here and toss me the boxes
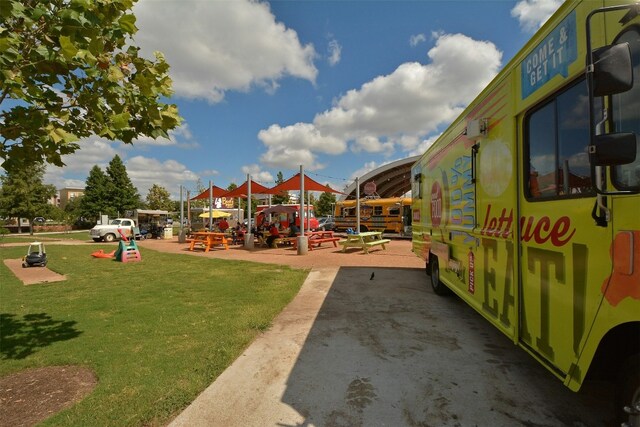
[198,210,232,218]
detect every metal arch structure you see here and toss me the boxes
[339,155,420,201]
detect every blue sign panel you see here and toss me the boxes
[521,11,577,99]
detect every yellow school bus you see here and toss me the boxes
[334,197,411,233]
[411,1,639,422]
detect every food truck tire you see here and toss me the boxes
[618,353,640,425]
[429,255,450,296]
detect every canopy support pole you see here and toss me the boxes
[356,177,360,233]
[244,174,254,248]
[297,165,308,255]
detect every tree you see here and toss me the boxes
[62,196,89,227]
[79,165,113,220]
[271,171,289,205]
[106,155,140,215]
[0,161,56,234]
[0,0,181,171]
[146,184,173,211]
[315,191,337,217]
[190,179,207,208]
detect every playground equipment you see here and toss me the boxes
[91,249,116,258]
[90,228,142,262]
[22,241,47,267]
[114,229,141,263]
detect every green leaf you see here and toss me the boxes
[35,44,50,59]
[118,14,137,33]
[70,0,91,8]
[46,126,76,144]
[108,65,124,81]
[31,6,47,20]
[59,36,78,60]
[0,37,15,52]
[99,127,116,139]
[111,112,131,130]
[88,38,105,56]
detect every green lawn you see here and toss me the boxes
[1,231,91,243]
[0,243,308,426]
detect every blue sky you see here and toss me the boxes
[43,0,563,199]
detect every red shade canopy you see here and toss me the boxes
[190,185,228,200]
[269,173,344,194]
[221,179,274,198]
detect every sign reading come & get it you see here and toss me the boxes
[521,10,577,99]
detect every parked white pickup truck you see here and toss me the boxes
[90,218,137,242]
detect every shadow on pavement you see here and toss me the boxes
[279,266,614,427]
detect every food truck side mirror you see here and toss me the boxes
[592,42,633,96]
[590,133,638,166]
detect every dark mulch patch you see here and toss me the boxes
[0,366,97,427]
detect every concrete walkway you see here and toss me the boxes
[170,267,338,427]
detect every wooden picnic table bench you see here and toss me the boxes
[273,236,298,248]
[339,231,390,254]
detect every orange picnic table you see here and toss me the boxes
[189,231,229,252]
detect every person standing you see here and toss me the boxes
[218,217,229,232]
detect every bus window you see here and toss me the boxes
[526,80,599,199]
[611,28,640,190]
[389,207,400,216]
[373,206,383,216]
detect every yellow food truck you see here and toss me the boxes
[411,1,639,422]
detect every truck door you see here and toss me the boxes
[518,79,611,375]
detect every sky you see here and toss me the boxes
[42,0,563,199]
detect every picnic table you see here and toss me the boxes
[338,231,390,254]
[290,230,340,251]
[188,231,229,252]
[260,230,340,250]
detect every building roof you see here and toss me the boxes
[340,155,420,200]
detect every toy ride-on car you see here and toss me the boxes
[22,241,48,268]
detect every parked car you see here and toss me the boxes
[317,216,335,231]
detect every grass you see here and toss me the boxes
[1,231,90,243]
[0,243,309,426]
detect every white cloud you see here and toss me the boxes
[410,33,426,47]
[318,32,500,141]
[259,145,325,172]
[259,123,346,154]
[327,39,342,66]
[133,0,318,104]
[257,122,345,170]
[43,137,200,199]
[349,161,379,181]
[511,0,563,32]
[241,164,274,184]
[55,138,119,174]
[257,32,502,169]
[124,156,200,198]
[351,136,394,155]
[408,134,440,157]
[133,123,198,148]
